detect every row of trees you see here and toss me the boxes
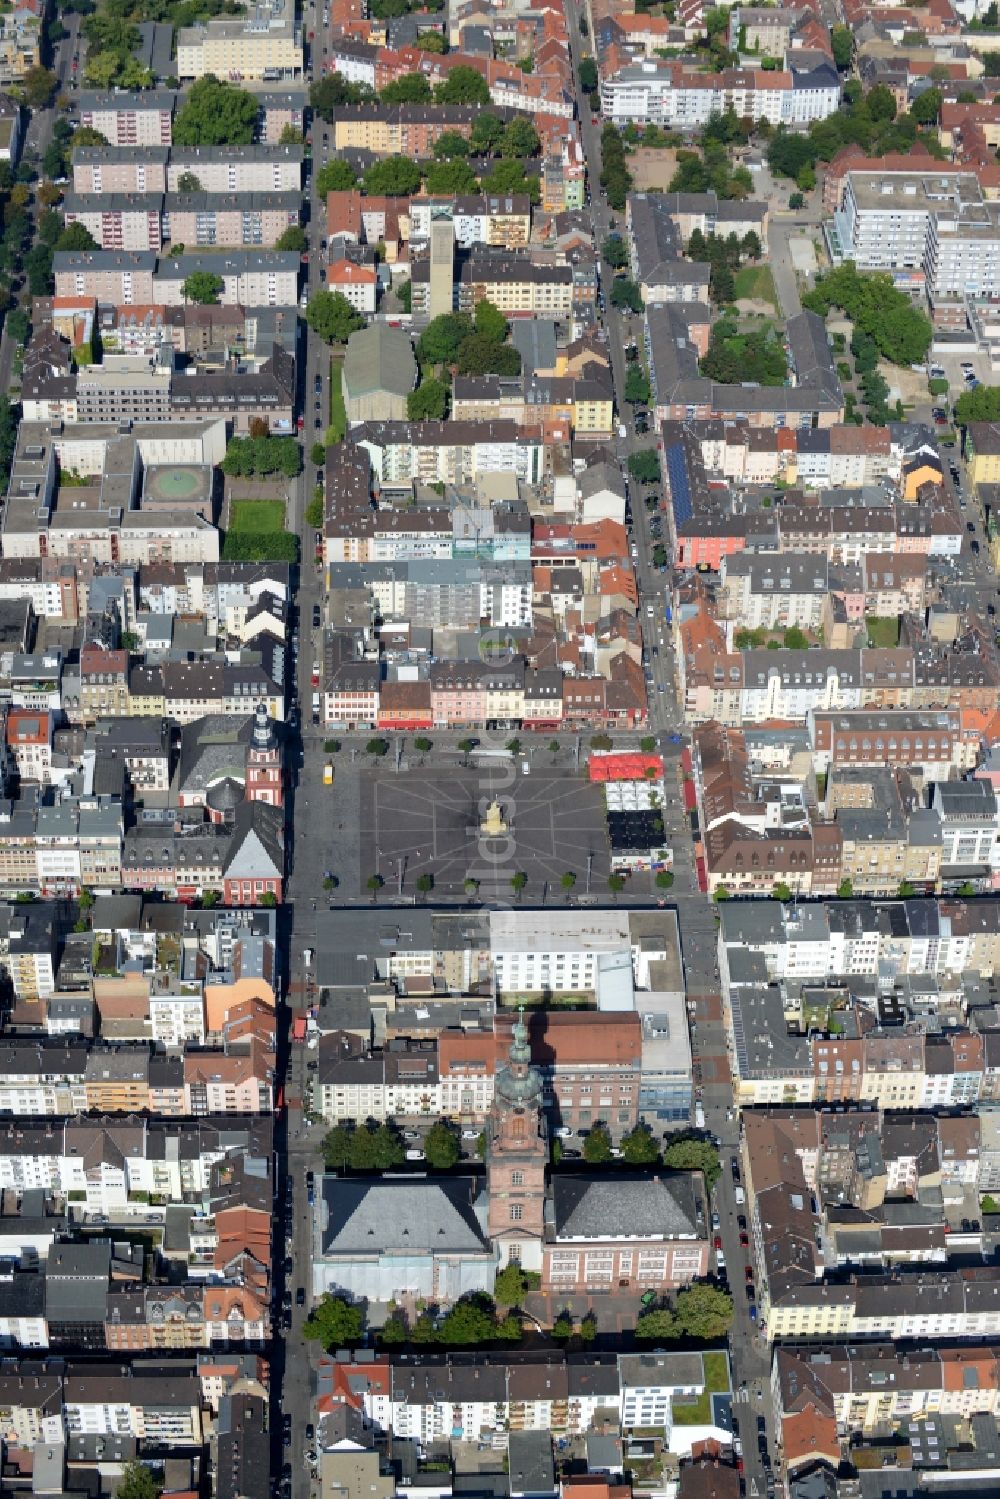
[315,118,541,204]
[221,435,301,479]
[600,124,633,211]
[701,318,787,386]
[322,1119,463,1171]
[636,1283,734,1341]
[306,1280,733,1352]
[574,1125,721,1184]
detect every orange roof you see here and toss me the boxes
[6,710,49,747]
[438,1029,501,1075]
[781,1409,840,1470]
[589,751,663,782]
[328,260,377,285]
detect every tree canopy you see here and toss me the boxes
[316,160,359,197]
[306,290,365,345]
[434,65,490,104]
[363,155,423,197]
[583,1123,613,1163]
[321,1122,405,1170]
[408,377,449,421]
[418,311,473,365]
[222,435,301,478]
[423,1119,460,1169]
[56,221,98,253]
[116,1463,162,1499]
[628,449,660,484]
[303,1294,364,1349]
[954,385,1000,424]
[662,1135,721,1188]
[381,71,431,104]
[174,75,258,146]
[803,262,932,366]
[310,71,372,119]
[182,271,223,305]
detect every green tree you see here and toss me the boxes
[456,333,521,376]
[424,160,478,195]
[611,277,643,313]
[501,116,540,158]
[494,1263,540,1305]
[367,873,385,899]
[397,278,412,313]
[511,871,528,898]
[662,1136,721,1188]
[416,872,435,898]
[316,159,359,196]
[279,123,306,144]
[898,880,915,898]
[437,1293,501,1345]
[176,171,203,193]
[434,65,490,105]
[417,30,447,52]
[174,74,258,146]
[322,1125,353,1169]
[625,366,650,404]
[363,155,423,197]
[579,57,598,93]
[954,385,1000,424]
[303,1295,364,1348]
[551,1311,574,1340]
[837,878,854,898]
[310,71,373,119]
[620,1124,660,1164]
[655,870,674,889]
[602,234,629,269]
[911,86,941,124]
[381,71,432,104]
[475,297,508,343]
[470,113,505,154]
[418,312,473,365]
[23,66,57,108]
[830,24,852,68]
[116,1463,162,1499]
[434,129,470,159]
[370,1123,405,1169]
[379,1314,408,1344]
[275,224,307,253]
[366,738,389,756]
[423,1119,460,1169]
[408,378,448,421]
[305,494,324,529]
[635,1306,677,1340]
[310,441,327,467]
[608,873,625,897]
[772,882,792,902]
[307,290,365,345]
[414,736,432,752]
[674,1283,734,1339]
[628,449,660,484]
[560,871,576,892]
[783,626,808,649]
[182,271,223,305]
[583,1123,613,1164]
[958,881,977,897]
[56,222,98,252]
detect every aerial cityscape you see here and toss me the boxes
[3,0,1000,1498]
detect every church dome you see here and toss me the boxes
[495,1013,543,1108]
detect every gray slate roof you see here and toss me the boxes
[322,1176,490,1255]
[552,1173,699,1240]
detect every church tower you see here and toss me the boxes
[486,1010,546,1271]
[244,702,283,809]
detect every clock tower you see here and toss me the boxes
[487,1010,546,1271]
[244,702,283,809]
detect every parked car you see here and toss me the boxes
[296,1288,305,1306]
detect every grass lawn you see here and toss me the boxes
[328,357,346,443]
[230,498,285,532]
[702,1351,730,1393]
[734,264,778,307]
[867,616,900,647]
